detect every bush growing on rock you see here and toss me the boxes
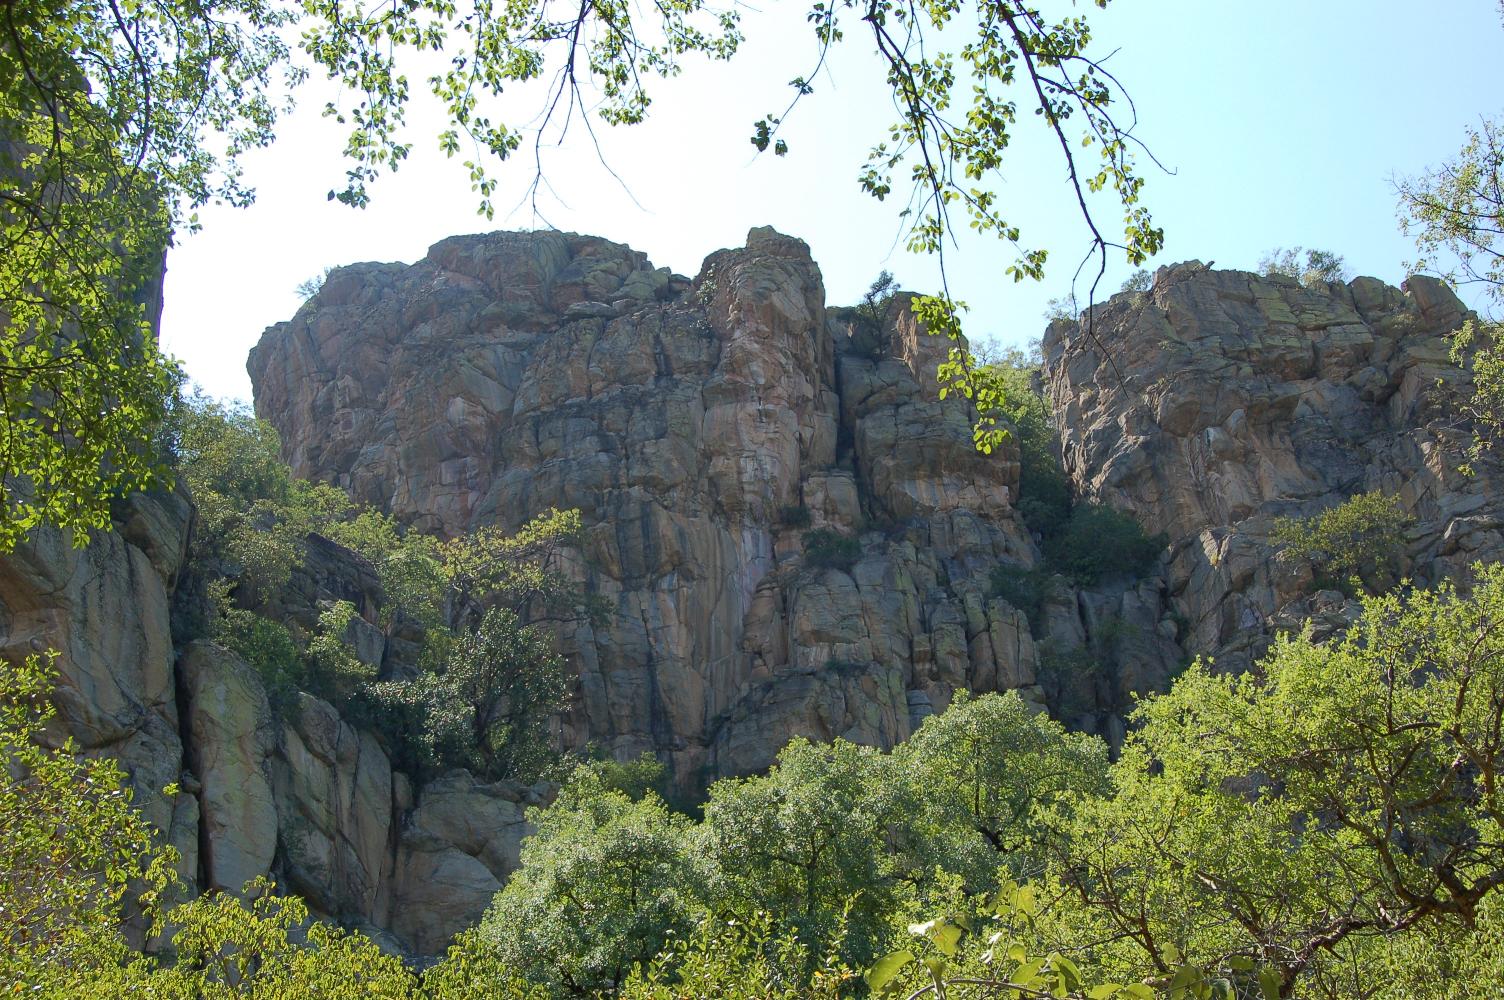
[801,528,863,572]
[1258,245,1349,288]
[778,504,813,529]
[173,396,588,782]
[857,269,900,333]
[988,563,1056,633]
[1272,490,1413,595]
[1043,502,1166,586]
[408,607,569,783]
[971,346,1073,540]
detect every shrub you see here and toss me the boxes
[208,580,305,709]
[778,504,813,529]
[802,528,862,573]
[988,564,1057,635]
[857,270,898,331]
[406,607,570,782]
[1044,502,1165,586]
[1120,268,1152,294]
[1258,246,1348,288]
[295,265,333,300]
[1272,490,1413,595]
[1043,295,1077,322]
[970,347,1072,538]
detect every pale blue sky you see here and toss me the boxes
[161,1,1504,401]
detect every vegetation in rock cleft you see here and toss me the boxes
[173,394,589,782]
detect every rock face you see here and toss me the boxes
[0,490,192,856]
[1046,263,1497,673]
[249,227,1089,790]
[0,491,544,955]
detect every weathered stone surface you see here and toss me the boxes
[1046,263,1495,673]
[389,771,546,955]
[272,691,394,918]
[250,228,1052,791]
[180,640,279,892]
[0,493,186,834]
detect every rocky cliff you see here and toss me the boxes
[1046,263,1501,673]
[0,496,550,954]
[5,226,1495,958]
[249,227,1183,791]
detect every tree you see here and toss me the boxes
[408,606,569,781]
[2,1,1161,549]
[478,765,709,996]
[894,691,1108,890]
[1399,110,1504,473]
[176,395,312,601]
[700,737,914,968]
[1048,567,1504,998]
[1271,490,1412,595]
[0,0,290,551]
[858,269,900,332]
[1257,246,1349,288]
[296,266,335,300]
[0,652,163,972]
[1447,319,1504,472]
[1398,115,1504,307]
[440,507,596,625]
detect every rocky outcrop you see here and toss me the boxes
[249,227,1094,790]
[0,489,544,955]
[1046,264,1492,672]
[0,489,193,863]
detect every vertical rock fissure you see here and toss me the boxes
[171,651,210,889]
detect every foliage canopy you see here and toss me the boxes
[11,564,1504,997]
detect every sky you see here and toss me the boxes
[160,0,1504,403]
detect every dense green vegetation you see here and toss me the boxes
[9,566,1504,997]
[1272,491,1413,597]
[803,528,865,573]
[176,396,585,782]
[973,348,1164,632]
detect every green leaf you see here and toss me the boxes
[1259,967,1283,1000]
[866,950,915,991]
[933,922,964,956]
[1051,953,1083,990]
[1013,957,1046,987]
